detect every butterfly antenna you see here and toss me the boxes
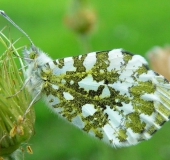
[0,10,35,46]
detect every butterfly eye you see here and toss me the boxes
[29,51,38,60]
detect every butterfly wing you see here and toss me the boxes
[40,49,170,147]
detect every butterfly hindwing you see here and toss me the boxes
[34,49,170,147]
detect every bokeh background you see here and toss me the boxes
[1,0,170,160]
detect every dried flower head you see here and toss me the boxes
[0,27,35,159]
[147,46,170,81]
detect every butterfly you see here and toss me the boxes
[1,10,170,148]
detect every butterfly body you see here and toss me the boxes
[23,46,52,97]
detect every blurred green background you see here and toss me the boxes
[1,0,170,160]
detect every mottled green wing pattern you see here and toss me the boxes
[34,49,170,147]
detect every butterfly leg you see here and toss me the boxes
[23,90,41,120]
[6,77,32,99]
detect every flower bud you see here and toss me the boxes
[64,0,96,35]
[147,46,170,81]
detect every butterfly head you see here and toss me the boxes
[23,44,52,67]
[23,44,39,60]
